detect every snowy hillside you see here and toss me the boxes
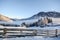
[10,11,60,27]
[1,11,60,27]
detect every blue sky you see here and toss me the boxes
[0,0,60,19]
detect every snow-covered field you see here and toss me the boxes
[1,36,60,40]
[1,26,60,40]
[1,17,60,40]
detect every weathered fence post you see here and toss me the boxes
[55,29,58,37]
[3,28,7,36]
[33,30,37,36]
[47,30,49,37]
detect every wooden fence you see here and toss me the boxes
[0,27,60,37]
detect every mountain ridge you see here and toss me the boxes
[18,11,60,20]
[11,11,60,21]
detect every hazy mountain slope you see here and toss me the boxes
[29,11,60,19]
[12,11,60,21]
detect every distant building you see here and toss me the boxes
[52,18,60,24]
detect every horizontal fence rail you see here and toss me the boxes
[0,27,60,37]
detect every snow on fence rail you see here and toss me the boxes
[0,27,60,37]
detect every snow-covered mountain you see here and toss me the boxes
[10,11,60,27]
[1,11,60,27]
[12,11,60,21]
[27,11,60,19]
